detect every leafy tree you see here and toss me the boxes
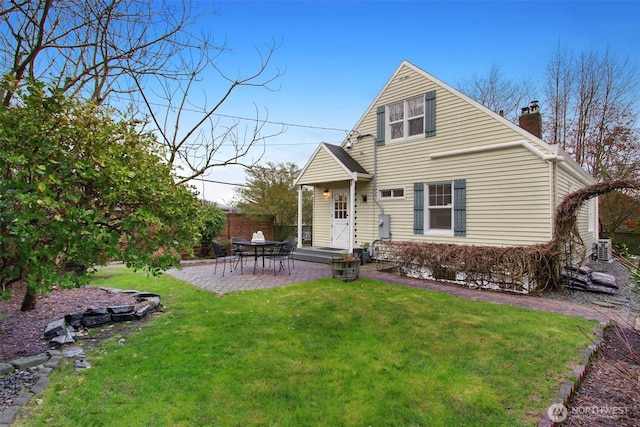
[197,203,227,257]
[234,162,311,241]
[599,191,640,233]
[0,80,202,310]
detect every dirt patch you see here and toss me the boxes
[0,282,138,362]
[561,326,640,426]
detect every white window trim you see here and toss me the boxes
[385,96,425,143]
[378,187,406,200]
[425,181,454,236]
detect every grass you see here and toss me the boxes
[15,267,595,426]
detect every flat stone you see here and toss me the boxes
[65,311,85,328]
[108,305,134,314]
[0,405,21,424]
[82,313,111,327]
[111,312,136,322]
[143,296,162,308]
[135,304,152,318]
[45,355,63,369]
[62,347,86,358]
[84,307,108,316]
[11,353,50,370]
[74,360,91,371]
[136,292,161,300]
[30,376,50,394]
[0,362,14,375]
[13,391,34,405]
[43,318,67,338]
[35,367,53,378]
[49,329,76,344]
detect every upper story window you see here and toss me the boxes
[388,96,424,141]
[379,187,405,200]
[376,90,436,146]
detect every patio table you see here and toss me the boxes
[234,240,279,274]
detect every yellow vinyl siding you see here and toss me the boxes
[312,187,332,247]
[370,64,555,157]
[298,148,352,185]
[355,148,552,247]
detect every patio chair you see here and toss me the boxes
[284,237,297,269]
[231,237,254,274]
[266,240,294,275]
[212,241,236,276]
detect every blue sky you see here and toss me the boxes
[187,1,640,204]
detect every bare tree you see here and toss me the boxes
[457,62,536,123]
[543,46,640,181]
[0,0,283,181]
[544,43,574,148]
[133,39,286,184]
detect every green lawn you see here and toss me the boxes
[15,267,594,426]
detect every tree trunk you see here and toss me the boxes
[21,286,37,311]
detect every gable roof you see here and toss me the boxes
[294,143,371,186]
[343,60,559,154]
[322,143,369,175]
[336,60,594,184]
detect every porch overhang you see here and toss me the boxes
[294,142,372,187]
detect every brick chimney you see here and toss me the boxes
[518,100,542,139]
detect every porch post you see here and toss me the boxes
[349,179,355,253]
[297,185,303,248]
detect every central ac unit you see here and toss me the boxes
[596,239,611,262]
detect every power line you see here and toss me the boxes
[191,177,247,187]
[141,100,351,134]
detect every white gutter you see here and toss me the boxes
[430,140,564,162]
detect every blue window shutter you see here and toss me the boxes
[414,182,424,234]
[454,179,466,237]
[424,90,436,137]
[375,105,385,146]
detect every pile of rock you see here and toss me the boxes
[43,291,162,345]
[561,265,619,294]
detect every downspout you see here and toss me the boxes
[356,134,382,213]
[548,156,560,240]
[356,133,381,256]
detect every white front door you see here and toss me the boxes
[331,188,350,249]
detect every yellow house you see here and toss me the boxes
[294,61,596,258]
